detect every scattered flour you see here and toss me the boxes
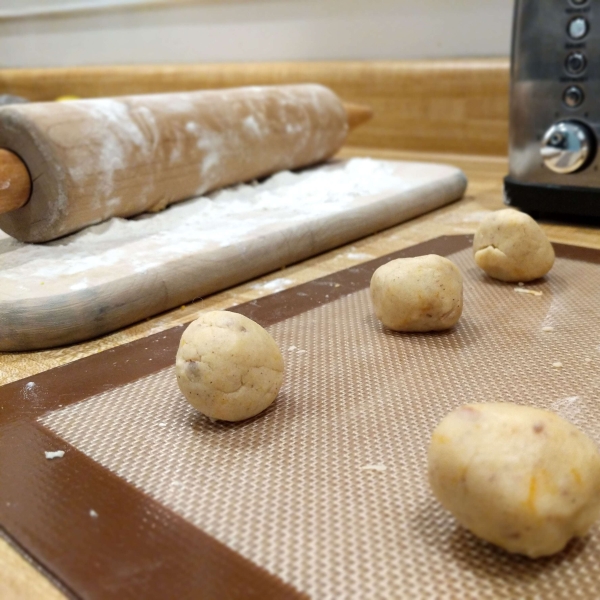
[251,278,294,293]
[70,278,89,291]
[67,99,155,212]
[0,159,403,289]
[23,381,38,401]
[551,396,582,425]
[514,288,543,296]
[45,450,65,460]
[243,115,261,136]
[345,252,374,261]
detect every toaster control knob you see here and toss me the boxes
[540,121,594,174]
[568,17,589,40]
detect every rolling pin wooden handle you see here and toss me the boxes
[343,102,374,130]
[0,148,31,215]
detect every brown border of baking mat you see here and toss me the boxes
[2,234,599,600]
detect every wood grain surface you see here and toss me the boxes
[0,536,65,600]
[0,60,510,156]
[0,159,466,350]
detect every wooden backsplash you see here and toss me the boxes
[0,59,509,156]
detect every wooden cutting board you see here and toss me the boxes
[0,158,466,351]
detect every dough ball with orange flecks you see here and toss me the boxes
[176,311,284,422]
[428,403,600,557]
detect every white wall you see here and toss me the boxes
[0,0,513,69]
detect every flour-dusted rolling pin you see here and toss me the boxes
[0,84,372,243]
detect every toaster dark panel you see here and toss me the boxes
[507,0,600,217]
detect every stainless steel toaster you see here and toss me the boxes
[505,0,600,218]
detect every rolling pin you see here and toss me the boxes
[0,84,372,243]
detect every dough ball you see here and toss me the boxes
[428,403,600,558]
[175,311,284,422]
[370,254,463,332]
[473,209,555,282]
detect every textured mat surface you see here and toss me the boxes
[40,245,600,599]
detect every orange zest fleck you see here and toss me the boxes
[525,476,537,513]
[571,468,583,486]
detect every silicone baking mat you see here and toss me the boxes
[1,235,600,599]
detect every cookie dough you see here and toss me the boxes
[175,311,284,422]
[473,209,555,282]
[428,403,600,558]
[370,255,463,332]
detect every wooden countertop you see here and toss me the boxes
[1,146,599,599]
